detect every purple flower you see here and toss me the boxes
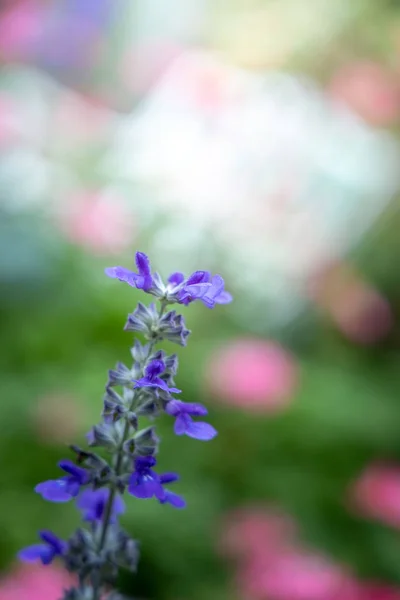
[105,250,232,309]
[134,359,181,395]
[165,400,217,441]
[177,271,212,305]
[128,458,185,508]
[18,530,67,565]
[199,275,232,308]
[128,456,165,500]
[159,473,186,509]
[179,273,232,308]
[151,350,179,387]
[105,251,153,292]
[35,460,90,502]
[77,488,125,523]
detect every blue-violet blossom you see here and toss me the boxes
[134,359,181,395]
[77,488,125,523]
[105,251,232,309]
[128,457,186,508]
[19,531,67,565]
[166,400,217,441]
[35,460,89,502]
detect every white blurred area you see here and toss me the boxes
[0,0,399,328]
[106,49,399,325]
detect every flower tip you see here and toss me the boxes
[18,546,39,563]
[135,251,151,275]
[222,291,233,304]
[104,266,117,278]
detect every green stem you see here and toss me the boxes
[92,299,167,598]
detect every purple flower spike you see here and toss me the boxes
[77,488,125,523]
[18,530,66,565]
[166,400,217,441]
[134,359,181,395]
[105,251,153,292]
[128,457,164,500]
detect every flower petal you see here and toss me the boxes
[59,460,88,484]
[129,476,163,499]
[65,480,81,497]
[165,385,182,394]
[185,421,218,441]
[184,283,211,298]
[168,272,185,285]
[18,544,51,564]
[161,490,186,509]
[113,493,126,516]
[183,402,208,416]
[105,266,138,287]
[159,472,180,485]
[145,360,165,379]
[215,290,233,304]
[186,271,210,285]
[135,251,151,276]
[135,274,153,291]
[165,400,181,416]
[35,480,73,502]
[39,530,65,554]
[174,414,189,436]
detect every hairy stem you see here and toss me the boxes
[91,300,167,599]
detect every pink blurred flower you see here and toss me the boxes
[0,563,73,600]
[310,263,393,345]
[219,505,296,560]
[186,63,232,115]
[331,286,392,345]
[349,463,400,529]
[359,584,400,600]
[206,339,298,412]
[57,190,135,256]
[238,548,350,600]
[329,61,400,126]
[222,504,400,600]
[0,0,42,62]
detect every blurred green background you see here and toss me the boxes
[1,1,400,599]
